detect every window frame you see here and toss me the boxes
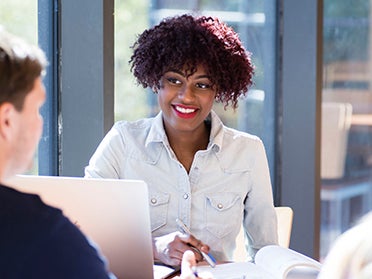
[277,0,322,259]
[38,0,115,176]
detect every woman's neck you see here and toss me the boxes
[165,122,211,172]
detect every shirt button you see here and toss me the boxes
[183,193,189,200]
[151,198,157,204]
[217,203,223,209]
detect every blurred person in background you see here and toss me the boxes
[0,26,114,279]
[318,211,372,279]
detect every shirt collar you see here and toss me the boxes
[208,110,224,152]
[145,112,166,147]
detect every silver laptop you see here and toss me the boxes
[5,175,154,279]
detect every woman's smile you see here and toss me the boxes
[172,104,198,119]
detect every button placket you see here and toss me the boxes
[178,169,191,226]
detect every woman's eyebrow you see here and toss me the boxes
[167,69,185,76]
[194,74,211,79]
[166,69,211,80]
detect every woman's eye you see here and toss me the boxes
[167,77,181,85]
[196,83,211,89]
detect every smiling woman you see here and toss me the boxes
[85,13,278,267]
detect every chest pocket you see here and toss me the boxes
[148,191,170,232]
[205,192,242,238]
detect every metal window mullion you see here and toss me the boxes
[38,0,60,176]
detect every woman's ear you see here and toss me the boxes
[0,102,17,140]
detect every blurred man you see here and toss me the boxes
[0,26,114,279]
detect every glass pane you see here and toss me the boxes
[0,0,38,174]
[321,0,372,259]
[0,1,37,45]
[155,0,194,9]
[114,0,278,184]
[114,0,150,121]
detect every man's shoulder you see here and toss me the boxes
[0,184,67,241]
[0,184,61,219]
[0,185,111,278]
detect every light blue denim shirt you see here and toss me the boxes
[85,110,278,261]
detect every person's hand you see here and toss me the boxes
[180,250,214,279]
[153,231,210,266]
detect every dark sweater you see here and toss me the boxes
[0,184,113,279]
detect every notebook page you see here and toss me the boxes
[255,246,321,278]
[196,262,276,279]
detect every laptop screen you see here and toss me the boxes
[5,175,154,279]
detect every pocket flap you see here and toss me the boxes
[149,192,170,207]
[206,192,240,211]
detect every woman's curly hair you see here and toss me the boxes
[129,14,254,109]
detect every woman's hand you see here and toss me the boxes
[153,231,210,266]
[180,250,214,279]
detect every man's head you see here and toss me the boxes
[0,27,47,181]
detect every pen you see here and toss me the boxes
[191,266,199,277]
[176,218,216,268]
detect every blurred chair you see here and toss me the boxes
[275,206,294,248]
[321,102,352,179]
[233,206,294,262]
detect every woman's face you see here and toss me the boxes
[157,65,216,137]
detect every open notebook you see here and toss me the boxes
[5,175,154,279]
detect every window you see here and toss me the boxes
[0,1,37,44]
[321,0,372,259]
[2,0,324,258]
[114,0,150,121]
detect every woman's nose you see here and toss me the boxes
[178,85,194,101]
